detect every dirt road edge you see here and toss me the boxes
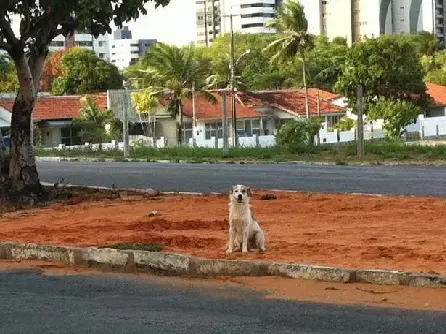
[1,242,445,289]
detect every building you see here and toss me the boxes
[300,0,446,47]
[109,27,157,70]
[195,0,280,45]
[49,31,111,61]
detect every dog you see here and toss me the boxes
[226,184,266,254]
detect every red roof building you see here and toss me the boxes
[0,93,107,121]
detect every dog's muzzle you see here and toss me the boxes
[237,194,243,203]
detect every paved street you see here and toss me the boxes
[0,268,445,334]
[38,161,446,196]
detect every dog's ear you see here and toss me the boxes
[247,187,252,197]
[229,185,234,194]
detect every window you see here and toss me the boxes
[76,41,93,47]
[240,3,275,8]
[98,41,104,47]
[61,126,81,146]
[241,13,275,19]
[205,122,222,139]
[182,123,193,143]
[99,53,105,58]
[241,23,265,29]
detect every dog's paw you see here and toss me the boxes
[259,247,266,253]
[226,249,233,254]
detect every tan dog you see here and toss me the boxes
[226,184,266,254]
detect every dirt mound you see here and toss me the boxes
[127,218,228,232]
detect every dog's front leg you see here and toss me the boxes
[242,230,248,253]
[226,227,234,254]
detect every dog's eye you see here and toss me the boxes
[242,190,246,193]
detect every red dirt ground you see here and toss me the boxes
[1,191,446,275]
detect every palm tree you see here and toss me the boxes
[264,0,313,119]
[74,95,115,148]
[140,43,216,145]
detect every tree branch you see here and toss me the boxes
[0,41,12,53]
[0,15,19,46]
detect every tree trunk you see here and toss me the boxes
[301,52,310,120]
[9,93,43,200]
[7,52,45,202]
[177,99,183,145]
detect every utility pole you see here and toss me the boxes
[203,0,209,47]
[229,13,237,148]
[356,85,364,158]
[192,81,197,147]
[122,81,130,158]
[222,91,229,153]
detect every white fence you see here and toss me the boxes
[42,115,446,151]
[189,135,276,148]
[317,129,388,145]
[404,116,446,139]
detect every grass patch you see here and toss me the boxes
[100,242,164,252]
[37,139,446,164]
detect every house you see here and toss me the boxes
[0,93,107,147]
[239,88,346,133]
[426,82,446,117]
[107,89,263,147]
[0,87,347,148]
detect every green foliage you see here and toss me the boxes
[73,95,116,145]
[422,49,446,86]
[368,98,422,138]
[0,55,19,92]
[335,116,356,131]
[131,88,159,137]
[335,35,428,113]
[136,42,217,144]
[52,48,122,95]
[264,0,313,62]
[309,36,349,92]
[276,119,321,152]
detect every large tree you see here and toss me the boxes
[263,0,314,118]
[39,49,66,92]
[0,0,168,203]
[334,34,428,114]
[52,47,122,95]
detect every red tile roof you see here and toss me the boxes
[241,88,344,116]
[426,82,446,106]
[0,93,108,121]
[160,92,261,120]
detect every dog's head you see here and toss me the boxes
[229,184,252,204]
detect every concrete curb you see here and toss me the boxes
[1,242,445,289]
[41,181,398,199]
[36,156,446,167]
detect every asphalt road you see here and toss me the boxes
[37,161,446,196]
[0,268,445,334]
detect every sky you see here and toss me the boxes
[11,0,196,46]
[122,0,196,46]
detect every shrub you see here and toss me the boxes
[276,119,321,152]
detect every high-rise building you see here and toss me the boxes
[300,0,446,47]
[109,27,157,70]
[49,31,111,61]
[195,0,279,45]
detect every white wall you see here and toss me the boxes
[49,33,110,61]
[300,0,322,36]
[110,39,140,70]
